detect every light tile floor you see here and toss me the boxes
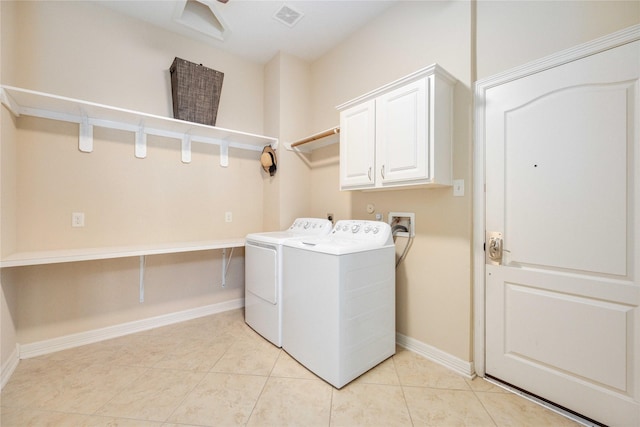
[1,309,581,426]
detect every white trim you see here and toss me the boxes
[472,24,640,379]
[1,345,19,390]
[18,298,244,360]
[396,332,475,379]
[336,63,456,111]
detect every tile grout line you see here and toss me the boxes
[468,381,501,427]
[162,367,211,425]
[392,354,417,426]
[88,364,151,420]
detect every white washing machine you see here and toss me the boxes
[245,218,332,347]
[282,220,396,388]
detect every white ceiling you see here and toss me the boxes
[96,0,398,64]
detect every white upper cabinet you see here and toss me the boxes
[337,64,455,191]
[339,99,376,188]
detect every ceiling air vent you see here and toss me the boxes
[273,4,304,28]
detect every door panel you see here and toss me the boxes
[505,83,630,275]
[484,38,640,426]
[245,243,277,304]
[488,267,634,391]
[376,78,428,184]
[486,265,639,424]
[340,100,376,189]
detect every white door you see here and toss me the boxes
[484,37,640,426]
[376,77,428,185]
[339,99,376,189]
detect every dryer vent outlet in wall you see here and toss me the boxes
[388,212,415,237]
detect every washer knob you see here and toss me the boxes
[351,224,361,233]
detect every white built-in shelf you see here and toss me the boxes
[0,86,278,166]
[1,239,246,301]
[284,126,340,152]
[0,238,245,268]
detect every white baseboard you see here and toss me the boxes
[18,298,244,360]
[1,345,19,389]
[396,332,475,379]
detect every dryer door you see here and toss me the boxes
[245,242,278,304]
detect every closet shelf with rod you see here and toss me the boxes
[0,86,278,167]
[284,126,340,152]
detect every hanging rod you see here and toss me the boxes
[290,127,340,148]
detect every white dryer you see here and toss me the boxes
[282,220,396,388]
[245,218,332,347]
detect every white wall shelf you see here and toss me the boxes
[0,239,245,268]
[0,86,278,166]
[0,239,246,303]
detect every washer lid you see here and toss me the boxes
[246,230,306,245]
[246,217,332,244]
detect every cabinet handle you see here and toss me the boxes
[368,167,372,181]
[381,165,385,179]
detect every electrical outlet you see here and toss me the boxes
[388,212,415,237]
[72,212,85,227]
[453,179,464,197]
[225,211,233,222]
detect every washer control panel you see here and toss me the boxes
[288,218,332,235]
[331,220,391,243]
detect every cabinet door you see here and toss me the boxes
[339,100,376,189]
[376,77,428,186]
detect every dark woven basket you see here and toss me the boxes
[170,57,224,126]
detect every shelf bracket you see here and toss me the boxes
[139,255,146,303]
[182,134,192,163]
[79,115,93,153]
[219,140,229,167]
[0,88,20,117]
[221,247,234,287]
[135,126,147,158]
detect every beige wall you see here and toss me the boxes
[476,0,640,80]
[310,0,474,360]
[0,0,270,355]
[7,251,245,344]
[262,56,281,231]
[274,53,313,229]
[2,0,639,376]
[3,1,265,132]
[262,53,314,230]
[0,0,18,375]
[307,0,638,361]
